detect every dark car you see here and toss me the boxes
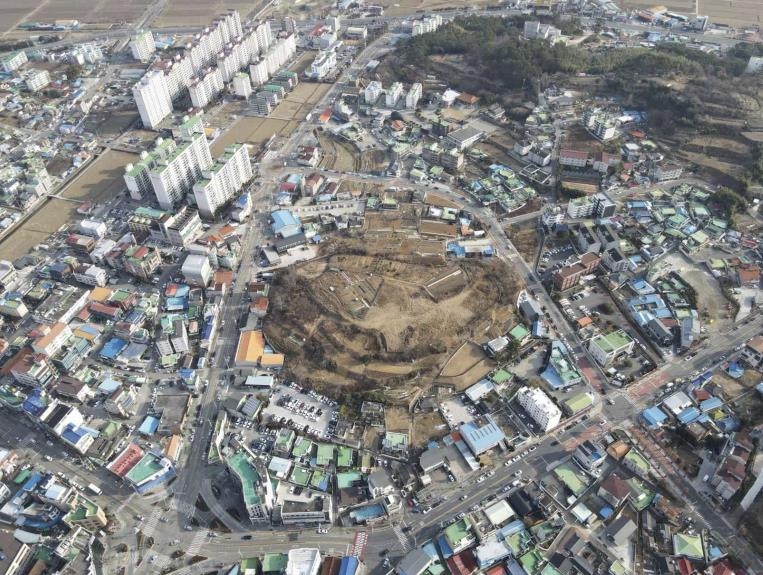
[242,535,253,540]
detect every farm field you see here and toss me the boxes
[154,0,255,27]
[616,0,762,27]
[0,150,136,260]
[0,0,152,35]
[211,83,330,154]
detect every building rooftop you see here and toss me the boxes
[227,450,262,506]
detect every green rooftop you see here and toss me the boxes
[240,558,260,573]
[13,469,31,485]
[553,463,588,497]
[315,443,334,466]
[67,496,100,522]
[290,466,311,486]
[519,549,544,575]
[673,533,704,559]
[609,560,626,575]
[337,446,354,468]
[591,330,633,354]
[262,553,288,574]
[509,324,530,342]
[291,437,312,458]
[336,471,363,490]
[624,450,650,475]
[444,518,473,547]
[490,369,512,384]
[125,453,166,484]
[563,392,594,415]
[309,469,327,490]
[227,451,263,507]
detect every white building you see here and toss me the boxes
[263,33,296,76]
[133,70,173,129]
[286,548,322,575]
[523,21,562,41]
[411,14,443,36]
[193,143,252,218]
[249,59,269,86]
[188,67,224,108]
[364,80,383,104]
[232,72,252,99]
[405,82,422,109]
[385,82,404,108]
[327,15,341,33]
[182,253,213,287]
[567,196,595,219]
[73,265,108,287]
[307,50,337,80]
[588,330,635,367]
[149,131,214,209]
[78,219,107,238]
[517,386,561,431]
[25,69,51,92]
[0,50,27,73]
[130,30,156,62]
[541,207,564,227]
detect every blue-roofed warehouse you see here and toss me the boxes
[459,414,505,456]
[642,406,668,427]
[100,337,128,361]
[339,556,359,575]
[138,415,160,436]
[271,210,302,238]
[700,397,722,412]
[677,407,700,425]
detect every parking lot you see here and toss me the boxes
[262,384,338,440]
[440,397,476,429]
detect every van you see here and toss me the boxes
[703,474,709,482]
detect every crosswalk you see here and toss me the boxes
[393,524,411,552]
[187,531,206,556]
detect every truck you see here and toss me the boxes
[87,483,102,496]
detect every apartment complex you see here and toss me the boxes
[132,12,271,128]
[193,143,253,217]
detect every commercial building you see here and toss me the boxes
[552,252,601,291]
[588,330,635,366]
[133,70,173,129]
[130,30,156,62]
[227,450,273,523]
[0,529,31,575]
[447,126,484,151]
[32,322,72,358]
[517,386,561,431]
[155,316,190,356]
[271,210,302,238]
[193,143,253,217]
[123,245,161,280]
[286,548,322,575]
[181,253,213,286]
[307,50,337,80]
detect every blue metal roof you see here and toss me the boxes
[598,506,614,519]
[100,337,127,360]
[642,406,668,426]
[339,556,359,575]
[271,210,300,231]
[459,414,505,454]
[677,407,700,424]
[138,415,160,436]
[22,472,42,492]
[700,397,722,412]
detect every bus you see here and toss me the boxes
[87,483,102,496]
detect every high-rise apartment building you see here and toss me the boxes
[193,143,252,217]
[130,30,156,62]
[133,70,173,129]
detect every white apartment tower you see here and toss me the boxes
[406,82,422,109]
[385,82,403,108]
[133,70,173,129]
[130,30,156,62]
[232,72,252,99]
[517,386,562,432]
[193,143,253,218]
[149,132,214,209]
[364,80,382,104]
[249,60,269,86]
[189,67,224,108]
